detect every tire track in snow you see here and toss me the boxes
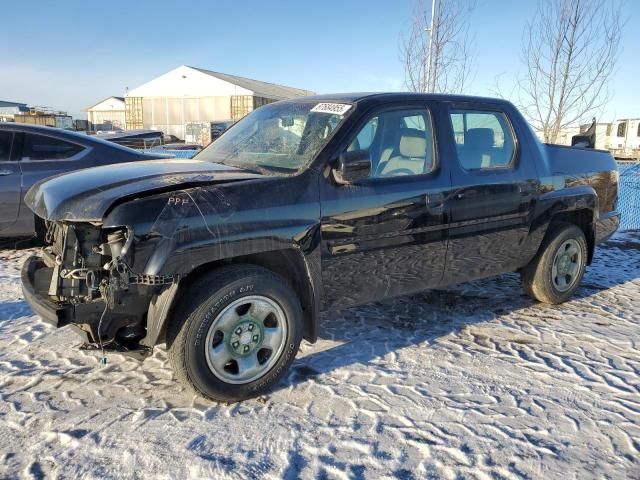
[0,233,638,478]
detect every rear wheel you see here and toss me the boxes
[521,222,587,304]
[168,265,303,402]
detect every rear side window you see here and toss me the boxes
[450,110,515,170]
[0,131,12,161]
[22,133,84,160]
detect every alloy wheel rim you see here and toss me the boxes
[551,239,582,292]
[204,295,288,384]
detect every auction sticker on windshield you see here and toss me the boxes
[310,103,352,115]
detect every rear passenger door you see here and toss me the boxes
[12,132,87,234]
[443,104,538,284]
[0,130,21,233]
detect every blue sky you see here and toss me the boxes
[1,0,637,121]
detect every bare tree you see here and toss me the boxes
[400,0,476,94]
[519,0,623,143]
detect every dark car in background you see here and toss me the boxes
[211,120,234,141]
[94,129,164,149]
[0,123,170,238]
[157,143,203,152]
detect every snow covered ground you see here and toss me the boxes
[1,234,639,479]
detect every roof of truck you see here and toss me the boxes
[283,92,513,105]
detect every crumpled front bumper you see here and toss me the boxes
[21,255,73,328]
[21,254,149,350]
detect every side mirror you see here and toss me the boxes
[332,149,371,185]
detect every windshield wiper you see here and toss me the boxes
[254,163,297,174]
[237,166,267,175]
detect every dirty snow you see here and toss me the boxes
[0,234,639,479]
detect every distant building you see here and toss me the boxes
[0,100,29,122]
[124,65,314,139]
[551,126,581,147]
[14,106,72,129]
[86,96,126,131]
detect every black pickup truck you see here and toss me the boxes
[21,94,620,402]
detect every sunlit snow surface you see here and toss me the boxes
[1,233,639,479]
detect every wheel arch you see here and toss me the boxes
[142,247,321,348]
[528,185,598,267]
[548,208,595,264]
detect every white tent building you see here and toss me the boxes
[86,96,126,131]
[124,65,314,139]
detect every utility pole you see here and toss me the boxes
[425,0,437,92]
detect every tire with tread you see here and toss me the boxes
[167,264,303,402]
[521,222,587,304]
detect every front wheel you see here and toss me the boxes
[168,265,303,402]
[521,222,588,304]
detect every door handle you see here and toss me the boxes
[426,192,445,208]
[518,184,534,196]
[0,169,13,176]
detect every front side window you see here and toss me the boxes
[617,122,626,137]
[347,109,436,178]
[0,131,13,161]
[197,101,351,174]
[450,110,515,170]
[21,133,83,160]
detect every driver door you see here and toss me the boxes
[319,104,452,310]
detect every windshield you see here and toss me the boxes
[196,101,352,173]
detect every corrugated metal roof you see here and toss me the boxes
[189,67,314,100]
[85,96,125,111]
[0,100,27,108]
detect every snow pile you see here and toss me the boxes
[0,234,639,478]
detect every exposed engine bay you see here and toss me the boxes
[36,222,175,356]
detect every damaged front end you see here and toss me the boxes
[22,221,175,358]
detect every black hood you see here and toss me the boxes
[25,159,263,222]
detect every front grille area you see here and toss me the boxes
[46,221,65,258]
[44,222,106,301]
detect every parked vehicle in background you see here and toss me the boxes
[157,143,202,152]
[211,121,234,140]
[185,120,234,146]
[0,123,171,238]
[163,134,184,144]
[95,129,164,149]
[21,93,619,402]
[607,118,640,160]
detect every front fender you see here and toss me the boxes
[104,175,321,276]
[105,174,323,346]
[140,241,323,348]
